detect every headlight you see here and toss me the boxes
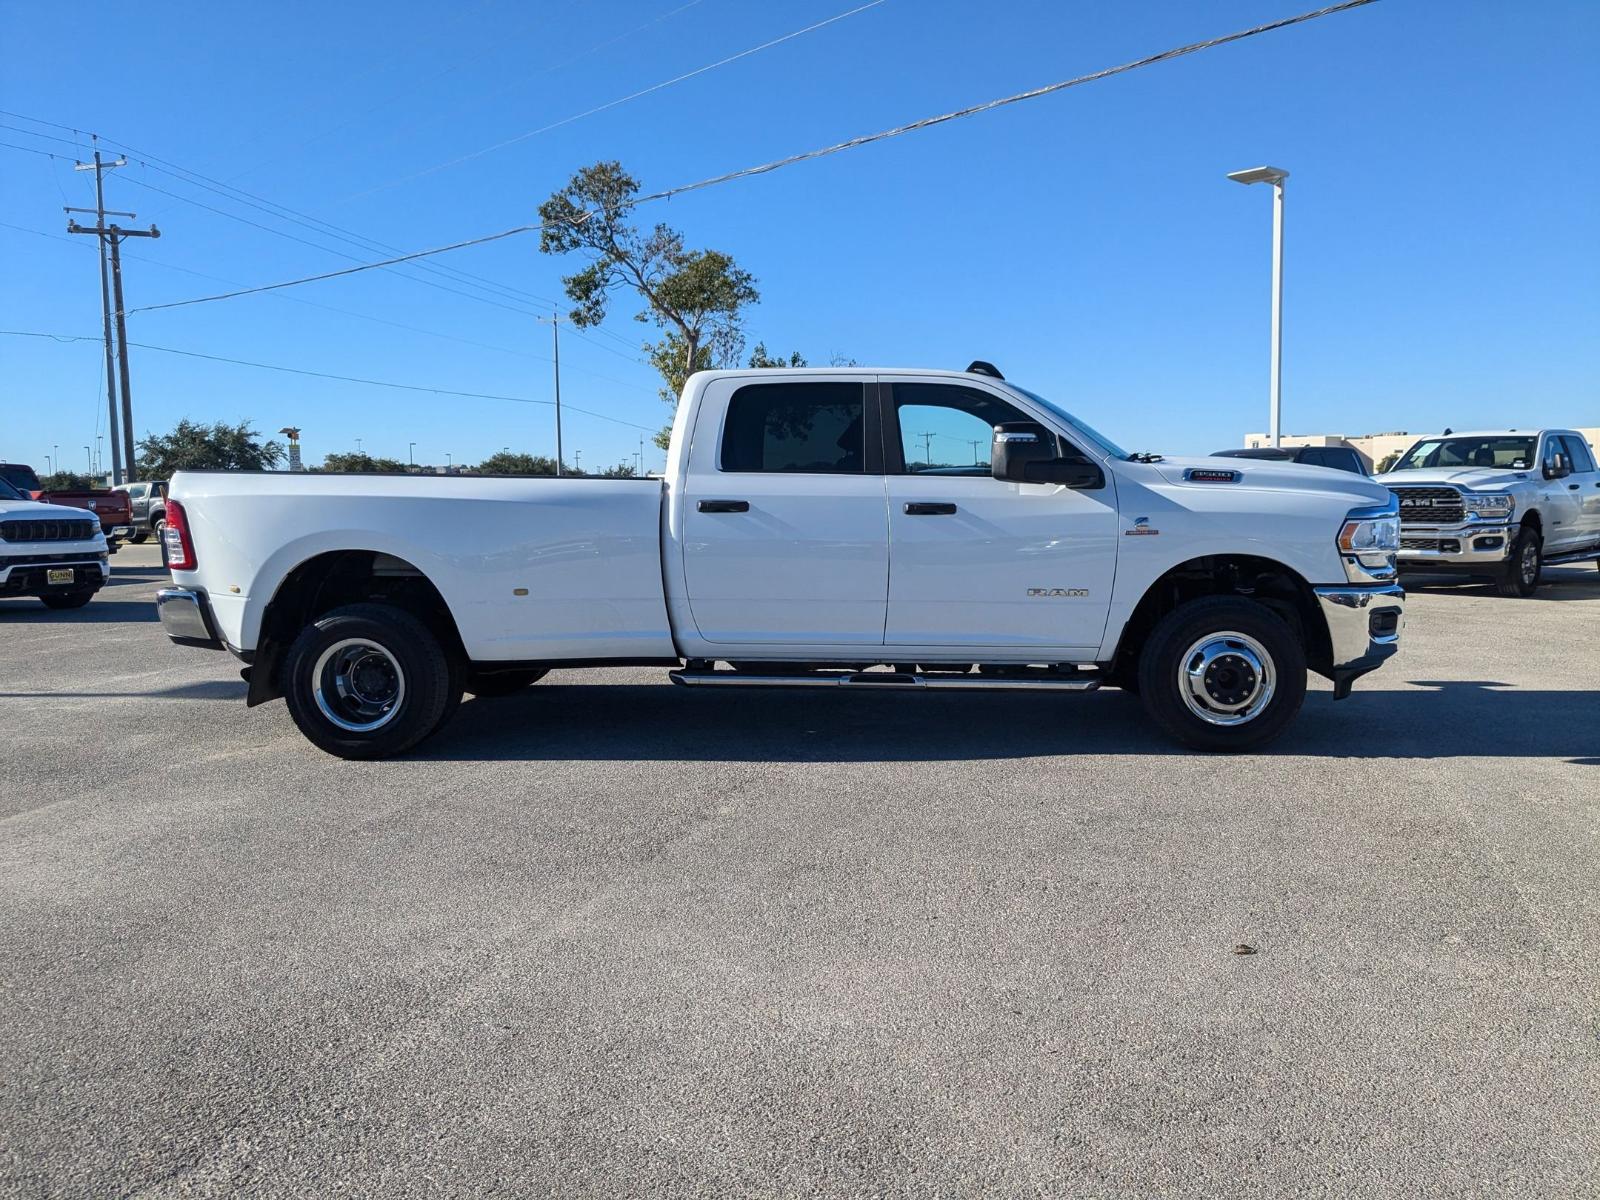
[1338,504,1399,583]
[1463,492,1514,519]
[1338,514,1399,554]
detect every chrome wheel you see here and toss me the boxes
[1177,631,1276,727]
[312,638,406,732]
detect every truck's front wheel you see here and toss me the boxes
[282,603,454,759]
[1494,527,1541,597]
[1137,597,1306,752]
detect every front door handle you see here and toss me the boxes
[1569,483,1581,490]
[697,499,749,513]
[904,502,957,516]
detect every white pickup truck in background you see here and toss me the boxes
[157,363,1406,758]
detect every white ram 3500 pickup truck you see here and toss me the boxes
[157,364,1406,758]
[1375,429,1600,597]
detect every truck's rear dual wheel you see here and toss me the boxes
[1137,597,1306,752]
[283,603,457,760]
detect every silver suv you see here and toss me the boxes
[1375,430,1600,596]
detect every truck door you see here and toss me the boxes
[1538,436,1585,552]
[881,381,1118,654]
[1559,435,1600,545]
[679,377,890,645]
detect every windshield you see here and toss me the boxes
[0,474,23,501]
[1391,436,1536,472]
[1005,384,1132,460]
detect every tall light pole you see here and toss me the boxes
[85,445,93,477]
[408,442,416,468]
[1227,165,1288,447]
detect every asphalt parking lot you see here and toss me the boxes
[2,542,1597,1197]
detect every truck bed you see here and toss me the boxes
[169,471,676,661]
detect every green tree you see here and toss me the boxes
[137,419,283,477]
[322,451,409,473]
[539,161,759,445]
[38,471,94,491]
[478,451,567,476]
[748,343,807,369]
[1376,451,1400,474]
[596,461,638,478]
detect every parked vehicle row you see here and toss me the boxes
[0,462,132,551]
[112,479,168,544]
[0,473,110,609]
[155,363,1407,759]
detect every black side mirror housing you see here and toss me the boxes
[991,423,1104,489]
[1544,457,1571,480]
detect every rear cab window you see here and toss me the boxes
[720,382,869,474]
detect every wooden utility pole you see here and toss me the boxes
[68,137,129,484]
[536,311,564,476]
[68,190,160,483]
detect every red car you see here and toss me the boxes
[0,463,132,552]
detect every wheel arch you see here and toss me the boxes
[247,548,465,707]
[1107,553,1332,682]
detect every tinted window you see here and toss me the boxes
[1298,447,1364,474]
[0,474,22,501]
[1561,436,1595,474]
[892,383,1034,475]
[0,464,42,492]
[721,382,865,473]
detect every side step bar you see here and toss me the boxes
[1543,548,1600,566]
[669,668,1102,693]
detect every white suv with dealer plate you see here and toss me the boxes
[0,473,110,609]
[1376,430,1600,596]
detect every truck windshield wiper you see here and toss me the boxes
[1127,451,1164,463]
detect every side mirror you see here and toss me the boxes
[991,423,1104,489]
[1544,455,1570,480]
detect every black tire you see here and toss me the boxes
[1494,527,1542,597]
[1137,596,1306,752]
[464,667,548,697]
[129,531,148,544]
[282,603,455,759]
[39,590,95,610]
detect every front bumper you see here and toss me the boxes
[156,587,225,649]
[1396,520,1514,567]
[1312,583,1406,699]
[0,555,109,596]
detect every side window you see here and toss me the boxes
[721,382,866,474]
[1543,438,1569,474]
[891,383,1046,476]
[1561,436,1595,474]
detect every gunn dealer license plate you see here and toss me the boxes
[47,568,75,585]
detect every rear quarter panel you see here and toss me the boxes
[168,472,675,661]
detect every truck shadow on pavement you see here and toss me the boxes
[1404,568,1600,602]
[418,678,1600,765]
[0,599,157,624]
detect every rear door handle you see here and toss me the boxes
[1569,483,1581,490]
[904,502,957,515]
[697,499,749,513]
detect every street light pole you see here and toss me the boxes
[409,442,416,468]
[1227,166,1289,447]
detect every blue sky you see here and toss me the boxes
[2,0,1595,474]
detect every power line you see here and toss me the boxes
[0,330,660,432]
[639,0,1381,205]
[114,0,1379,316]
[352,0,891,198]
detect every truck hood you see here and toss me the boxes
[1152,456,1392,507]
[1373,467,1531,492]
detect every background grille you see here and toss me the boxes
[1390,486,1464,525]
[0,518,100,543]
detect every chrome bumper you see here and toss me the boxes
[155,587,224,649]
[1396,520,1514,567]
[1312,583,1406,699]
